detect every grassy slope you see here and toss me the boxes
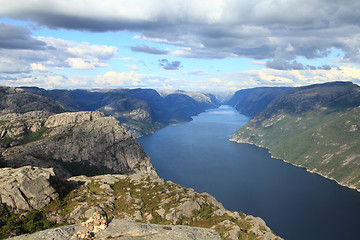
[231,106,360,190]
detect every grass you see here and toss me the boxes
[18,126,50,145]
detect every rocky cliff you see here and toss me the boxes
[2,167,281,240]
[231,81,360,191]
[0,111,155,178]
[227,87,292,117]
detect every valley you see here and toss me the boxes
[1,82,360,240]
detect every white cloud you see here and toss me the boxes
[131,65,139,71]
[2,65,359,91]
[30,63,48,71]
[65,58,96,70]
[0,27,118,74]
[67,43,118,60]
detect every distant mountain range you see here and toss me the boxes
[230,82,360,191]
[19,87,221,137]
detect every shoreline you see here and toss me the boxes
[229,138,360,193]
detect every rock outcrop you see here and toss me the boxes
[8,219,222,240]
[1,111,156,178]
[42,173,281,240]
[0,166,58,212]
[0,167,282,240]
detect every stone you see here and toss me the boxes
[69,202,89,220]
[155,208,166,218]
[0,166,58,212]
[176,199,201,217]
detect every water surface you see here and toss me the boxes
[138,106,360,240]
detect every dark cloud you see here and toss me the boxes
[130,45,168,55]
[1,1,360,63]
[266,59,305,70]
[159,59,181,70]
[317,65,332,70]
[0,23,46,50]
[266,58,335,70]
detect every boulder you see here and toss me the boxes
[0,166,58,212]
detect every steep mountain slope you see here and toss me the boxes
[21,87,220,137]
[231,82,360,190]
[227,87,292,117]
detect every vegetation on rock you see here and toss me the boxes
[231,82,360,191]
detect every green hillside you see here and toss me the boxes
[231,82,360,191]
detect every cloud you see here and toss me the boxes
[65,58,96,70]
[0,24,118,73]
[30,63,48,71]
[130,45,168,55]
[1,65,359,91]
[121,57,138,62]
[184,70,207,75]
[159,59,182,70]
[130,64,139,71]
[266,58,336,70]
[2,1,360,64]
[0,23,46,50]
[266,59,304,70]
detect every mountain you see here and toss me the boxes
[231,82,360,191]
[0,85,281,240]
[159,90,222,109]
[0,86,65,114]
[20,87,220,137]
[227,87,293,117]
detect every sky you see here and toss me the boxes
[0,0,360,91]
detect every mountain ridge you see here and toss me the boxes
[230,81,360,191]
[20,86,221,137]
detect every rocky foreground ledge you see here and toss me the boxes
[1,167,282,240]
[9,219,222,240]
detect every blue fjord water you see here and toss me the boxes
[137,106,360,240]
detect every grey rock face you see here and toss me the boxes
[44,111,105,128]
[1,111,156,178]
[8,219,222,240]
[0,166,58,212]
